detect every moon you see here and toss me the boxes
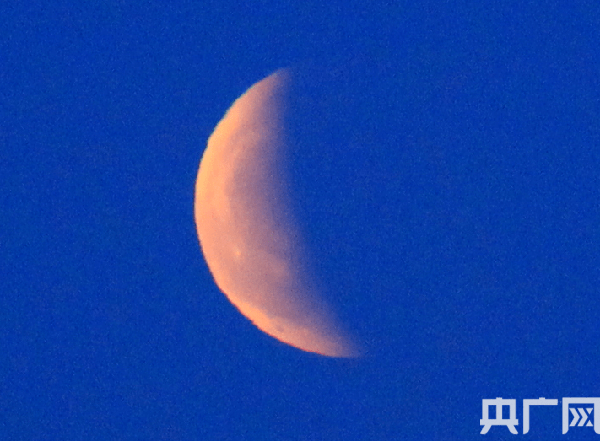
[194,69,362,357]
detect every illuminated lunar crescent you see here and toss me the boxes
[194,69,361,357]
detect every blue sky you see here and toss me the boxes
[2,1,600,439]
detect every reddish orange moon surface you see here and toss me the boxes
[194,70,361,357]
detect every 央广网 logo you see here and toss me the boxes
[480,397,600,435]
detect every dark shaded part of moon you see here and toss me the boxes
[284,61,427,350]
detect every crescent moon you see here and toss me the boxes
[195,69,361,357]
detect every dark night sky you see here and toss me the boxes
[2,1,600,439]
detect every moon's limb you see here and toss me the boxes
[195,70,361,357]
